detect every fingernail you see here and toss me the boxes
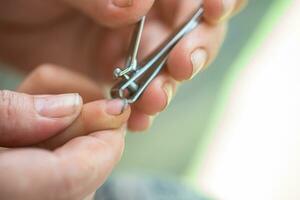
[190,49,207,79]
[163,83,173,108]
[149,116,155,127]
[106,99,128,115]
[35,94,81,118]
[121,124,128,136]
[112,0,133,7]
[222,0,235,21]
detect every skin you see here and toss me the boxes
[0,0,247,131]
[0,91,131,199]
[0,0,247,199]
[0,128,127,200]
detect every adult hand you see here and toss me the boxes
[0,0,247,131]
[0,127,127,200]
[0,89,130,199]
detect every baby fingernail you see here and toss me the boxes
[106,99,128,115]
[222,0,235,20]
[163,83,173,108]
[190,49,207,79]
[35,94,81,118]
[112,0,133,7]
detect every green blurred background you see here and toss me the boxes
[0,0,275,180]
[116,0,275,178]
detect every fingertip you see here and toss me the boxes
[168,23,226,81]
[110,0,155,27]
[204,0,224,23]
[128,110,151,132]
[66,0,155,28]
[168,32,206,81]
[77,99,131,132]
[168,42,194,81]
[204,0,244,23]
[37,99,131,149]
[135,75,175,115]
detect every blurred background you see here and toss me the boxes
[1,0,298,199]
[117,0,277,179]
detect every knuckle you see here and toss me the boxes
[33,64,59,83]
[58,173,76,200]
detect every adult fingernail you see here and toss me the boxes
[149,116,155,127]
[163,83,173,108]
[35,94,81,118]
[106,99,128,115]
[112,0,133,7]
[121,124,128,136]
[190,49,207,79]
[222,0,236,21]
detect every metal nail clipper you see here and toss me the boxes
[111,7,204,104]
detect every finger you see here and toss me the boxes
[128,110,152,132]
[0,128,126,200]
[203,0,247,23]
[167,23,227,81]
[61,0,155,27]
[38,99,131,149]
[134,73,177,115]
[232,0,248,16]
[155,0,201,26]
[0,90,82,147]
[18,64,104,103]
[127,22,176,116]
[157,0,246,25]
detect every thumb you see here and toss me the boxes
[0,90,82,147]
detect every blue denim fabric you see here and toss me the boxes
[95,176,208,200]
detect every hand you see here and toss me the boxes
[0,90,130,199]
[0,0,247,131]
